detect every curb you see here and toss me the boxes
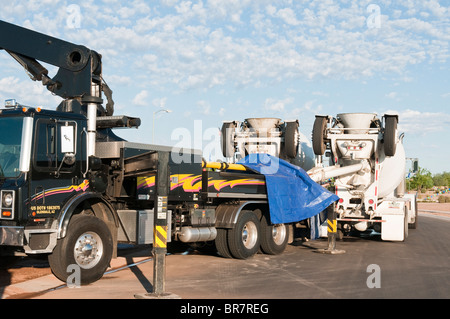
[1,274,64,299]
[1,256,150,299]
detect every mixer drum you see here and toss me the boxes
[337,113,376,134]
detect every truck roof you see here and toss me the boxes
[0,106,87,120]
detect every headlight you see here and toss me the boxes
[1,190,15,220]
[3,192,13,207]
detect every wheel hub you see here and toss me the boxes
[272,224,287,245]
[74,232,103,269]
[242,222,258,249]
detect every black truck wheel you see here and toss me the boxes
[260,214,289,255]
[227,210,260,259]
[284,121,299,158]
[312,116,327,155]
[215,228,233,258]
[384,116,398,157]
[48,214,113,285]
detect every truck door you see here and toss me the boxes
[30,118,83,219]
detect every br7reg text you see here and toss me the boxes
[180,303,269,316]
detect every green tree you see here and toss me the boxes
[409,167,433,193]
[432,172,450,187]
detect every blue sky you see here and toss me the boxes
[0,0,449,174]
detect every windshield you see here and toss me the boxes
[0,117,24,178]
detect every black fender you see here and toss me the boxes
[57,192,118,239]
[215,200,268,228]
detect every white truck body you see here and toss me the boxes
[309,113,417,241]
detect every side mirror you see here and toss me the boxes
[60,124,77,167]
[60,125,75,154]
[412,159,419,174]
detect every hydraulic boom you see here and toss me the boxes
[0,19,114,115]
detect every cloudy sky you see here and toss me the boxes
[0,0,449,174]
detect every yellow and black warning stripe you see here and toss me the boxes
[327,219,337,234]
[154,225,168,248]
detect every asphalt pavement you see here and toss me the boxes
[1,213,448,300]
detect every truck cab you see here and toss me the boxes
[0,101,87,253]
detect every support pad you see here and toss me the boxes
[315,247,346,255]
[134,292,181,299]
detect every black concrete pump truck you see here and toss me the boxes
[0,20,298,284]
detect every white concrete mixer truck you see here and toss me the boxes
[308,113,417,241]
[221,118,316,171]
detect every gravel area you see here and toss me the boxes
[418,202,450,217]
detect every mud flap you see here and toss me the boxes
[380,200,408,241]
[381,203,408,241]
[381,214,405,241]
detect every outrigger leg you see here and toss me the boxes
[316,205,345,255]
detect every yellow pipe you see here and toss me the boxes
[202,161,248,171]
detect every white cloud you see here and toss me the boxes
[1,1,450,175]
[394,109,450,134]
[2,1,450,92]
[152,97,168,109]
[197,100,211,115]
[106,74,132,86]
[0,76,60,107]
[386,92,398,99]
[132,90,149,106]
[8,1,432,92]
[312,91,329,97]
[264,97,294,112]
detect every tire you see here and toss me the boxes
[227,211,260,259]
[402,207,409,242]
[215,228,233,258]
[312,117,327,155]
[260,214,289,255]
[409,196,418,229]
[221,122,236,158]
[48,214,113,285]
[284,122,299,158]
[384,116,397,157]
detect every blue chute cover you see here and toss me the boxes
[238,154,339,224]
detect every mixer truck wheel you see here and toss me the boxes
[260,214,289,255]
[409,196,418,229]
[285,121,299,158]
[384,116,398,157]
[312,116,327,155]
[227,210,261,259]
[403,206,409,241]
[221,122,236,158]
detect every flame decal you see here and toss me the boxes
[173,174,202,192]
[137,175,265,193]
[137,176,155,189]
[208,179,265,191]
[31,180,90,201]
